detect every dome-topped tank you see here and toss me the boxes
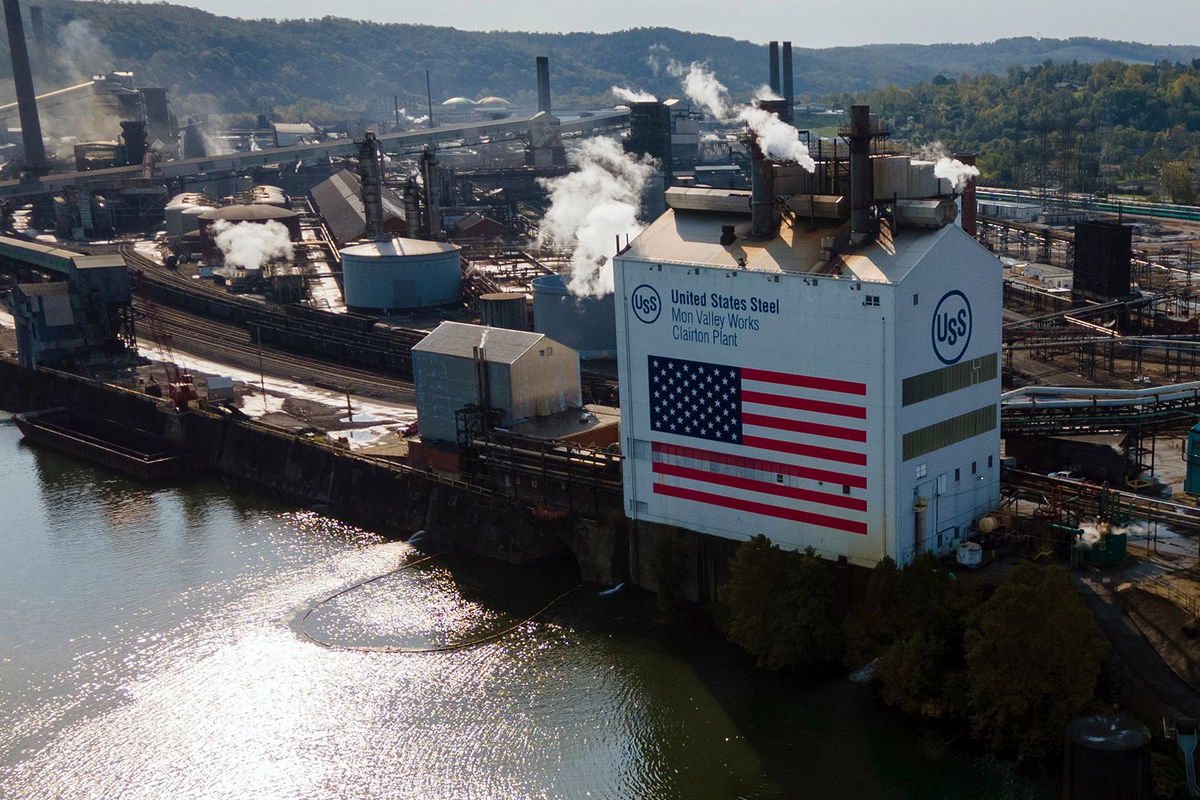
[531,273,616,359]
[341,237,462,312]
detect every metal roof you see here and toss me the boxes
[309,169,407,246]
[622,207,964,285]
[198,204,301,221]
[341,237,460,258]
[412,321,547,364]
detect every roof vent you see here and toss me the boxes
[720,225,737,246]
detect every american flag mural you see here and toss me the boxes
[646,354,869,535]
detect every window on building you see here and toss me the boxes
[972,461,977,474]
[902,354,1000,406]
[988,455,994,468]
[955,467,961,481]
[842,485,851,495]
[915,462,928,479]
[776,473,784,483]
[913,293,919,305]
[902,405,998,461]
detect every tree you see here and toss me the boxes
[964,563,1108,757]
[719,537,842,669]
[1159,161,1197,205]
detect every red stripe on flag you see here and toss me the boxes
[742,412,867,442]
[653,483,869,535]
[742,390,867,420]
[653,461,867,512]
[652,442,867,489]
[741,367,866,396]
[741,435,867,466]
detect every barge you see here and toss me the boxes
[13,408,204,481]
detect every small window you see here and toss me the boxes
[913,293,919,305]
[776,473,784,484]
[955,467,961,481]
[842,485,851,495]
[538,349,545,356]
[971,461,977,475]
[937,532,943,548]
[915,462,927,479]
[988,455,994,468]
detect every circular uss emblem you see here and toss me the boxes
[630,284,661,324]
[931,290,972,365]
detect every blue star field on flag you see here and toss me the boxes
[647,355,742,444]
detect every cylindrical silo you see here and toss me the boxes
[341,237,462,312]
[531,273,616,359]
[1063,715,1151,800]
[479,292,529,330]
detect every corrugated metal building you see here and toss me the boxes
[613,177,1002,567]
[309,169,407,246]
[412,322,581,444]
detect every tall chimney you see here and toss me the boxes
[536,56,552,114]
[28,4,45,89]
[3,0,47,178]
[746,136,777,239]
[357,131,387,242]
[782,41,794,123]
[848,104,874,244]
[955,152,978,237]
[768,41,780,96]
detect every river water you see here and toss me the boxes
[0,415,1054,799]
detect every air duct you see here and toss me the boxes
[3,0,47,178]
[768,41,780,96]
[782,42,794,123]
[848,105,873,244]
[356,131,387,242]
[536,56,552,114]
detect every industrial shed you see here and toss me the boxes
[412,322,581,444]
[309,169,407,246]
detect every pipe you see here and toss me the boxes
[848,104,872,244]
[781,41,793,123]
[748,138,776,239]
[768,41,780,96]
[536,56,552,114]
[357,131,386,241]
[3,0,47,177]
[955,152,977,236]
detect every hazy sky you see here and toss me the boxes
[160,0,1199,47]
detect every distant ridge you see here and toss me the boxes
[3,1,1199,116]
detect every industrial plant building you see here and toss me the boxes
[613,108,1002,567]
[411,321,581,444]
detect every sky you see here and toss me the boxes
[157,0,1200,47]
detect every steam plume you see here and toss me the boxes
[537,137,655,297]
[397,107,429,127]
[211,220,294,270]
[738,106,815,169]
[934,157,980,191]
[55,20,114,85]
[753,85,784,102]
[611,86,657,104]
[676,62,729,120]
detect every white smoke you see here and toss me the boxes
[754,85,784,102]
[211,219,294,270]
[676,62,730,120]
[55,20,114,85]
[645,43,672,77]
[611,86,657,104]
[934,157,980,191]
[396,107,429,127]
[537,137,656,298]
[737,106,815,170]
[1075,524,1103,550]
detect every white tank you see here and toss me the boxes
[341,237,462,311]
[956,541,983,568]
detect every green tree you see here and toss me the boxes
[719,536,841,669]
[1159,161,1197,204]
[964,563,1108,757]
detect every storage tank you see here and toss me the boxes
[1063,715,1151,800]
[531,273,616,359]
[479,292,529,331]
[341,237,462,312]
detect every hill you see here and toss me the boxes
[2,1,1199,121]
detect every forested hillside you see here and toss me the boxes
[834,59,1200,193]
[2,0,1198,123]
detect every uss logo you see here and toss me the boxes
[932,290,972,364]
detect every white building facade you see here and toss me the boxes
[613,206,1002,566]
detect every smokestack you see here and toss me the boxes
[955,152,978,237]
[536,56,552,114]
[120,120,147,166]
[3,0,47,178]
[420,146,442,240]
[28,4,44,89]
[357,131,387,242]
[768,41,780,96]
[782,42,794,123]
[747,136,777,239]
[848,104,874,245]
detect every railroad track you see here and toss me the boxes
[136,300,415,401]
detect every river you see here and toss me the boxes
[0,414,1054,799]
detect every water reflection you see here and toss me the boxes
[0,426,1054,799]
